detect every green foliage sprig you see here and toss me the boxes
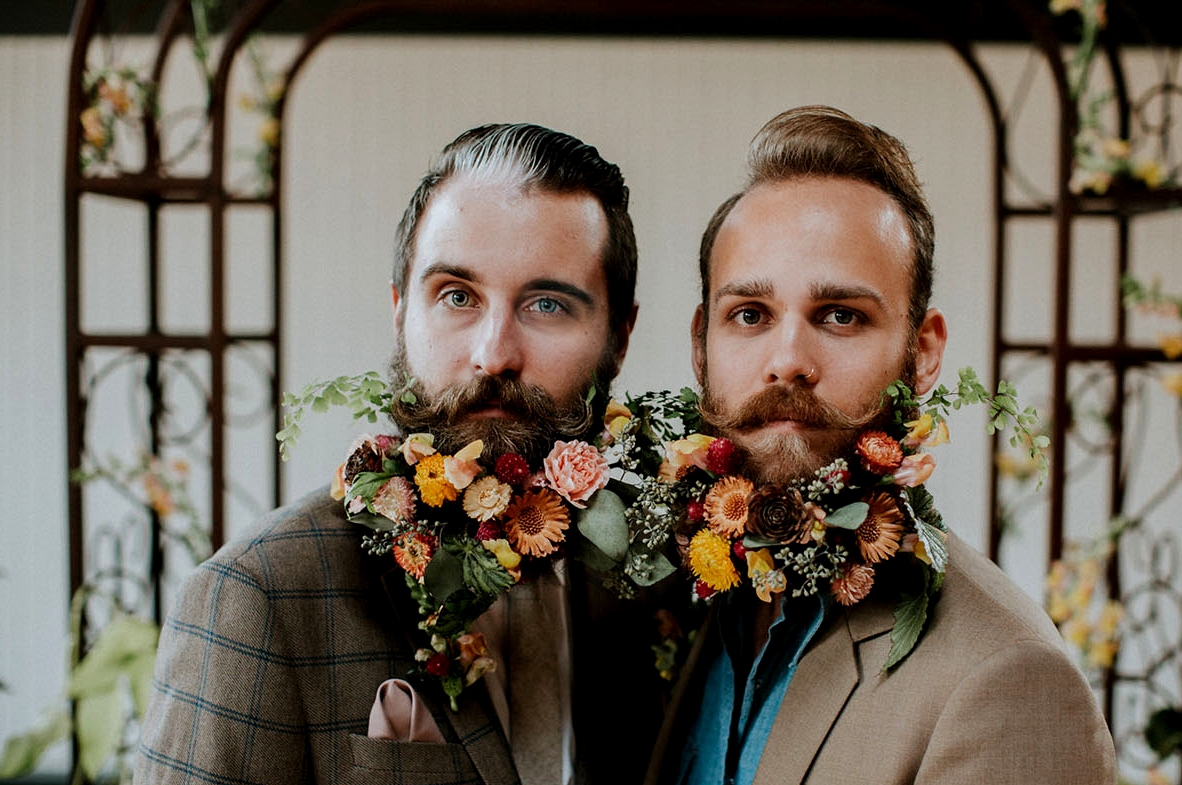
[277,372,416,460]
[885,367,1050,486]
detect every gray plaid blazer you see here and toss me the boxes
[136,488,668,785]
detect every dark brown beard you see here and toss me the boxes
[385,338,609,465]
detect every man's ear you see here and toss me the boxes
[610,301,640,375]
[690,305,707,386]
[390,283,403,336]
[913,307,948,395]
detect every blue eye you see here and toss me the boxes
[535,298,561,314]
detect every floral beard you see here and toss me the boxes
[699,349,916,486]
[385,337,613,466]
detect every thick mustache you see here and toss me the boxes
[701,384,876,433]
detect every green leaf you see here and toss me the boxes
[69,615,159,699]
[423,545,465,604]
[76,689,123,780]
[1146,708,1182,758]
[740,533,781,550]
[575,489,629,563]
[128,649,157,717]
[915,518,949,573]
[824,502,869,531]
[568,535,618,574]
[883,587,930,671]
[628,550,677,587]
[0,710,71,777]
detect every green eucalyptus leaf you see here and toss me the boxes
[423,545,465,604]
[740,533,781,550]
[568,535,618,574]
[0,709,71,778]
[824,502,869,531]
[628,550,677,587]
[575,489,629,563]
[76,689,123,780]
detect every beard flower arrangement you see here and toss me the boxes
[279,368,1045,704]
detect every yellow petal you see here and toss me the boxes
[455,439,484,462]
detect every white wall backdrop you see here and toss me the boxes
[2,31,1171,770]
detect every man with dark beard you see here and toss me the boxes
[138,124,658,785]
[645,107,1115,785]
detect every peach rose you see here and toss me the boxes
[893,452,936,487]
[543,440,610,508]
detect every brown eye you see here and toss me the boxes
[737,308,762,326]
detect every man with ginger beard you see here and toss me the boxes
[139,123,663,785]
[645,107,1115,785]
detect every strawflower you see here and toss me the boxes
[688,529,740,592]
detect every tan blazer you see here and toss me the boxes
[136,489,667,785]
[647,533,1117,785]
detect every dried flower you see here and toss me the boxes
[482,538,522,575]
[893,453,936,488]
[831,563,876,606]
[402,433,436,465]
[495,453,531,487]
[372,476,417,524]
[746,485,811,543]
[688,529,740,592]
[444,440,484,490]
[705,437,740,475]
[604,399,633,440]
[746,549,787,602]
[703,475,754,539]
[463,475,513,521]
[392,532,436,580]
[415,453,457,507]
[659,434,715,481]
[855,431,904,475]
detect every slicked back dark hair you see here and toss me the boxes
[392,123,638,342]
[698,106,934,332]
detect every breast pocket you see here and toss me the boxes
[347,734,482,785]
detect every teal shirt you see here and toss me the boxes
[679,591,829,785]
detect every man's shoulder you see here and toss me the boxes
[933,530,1065,650]
[190,486,366,592]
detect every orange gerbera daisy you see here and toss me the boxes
[392,532,436,580]
[415,453,457,507]
[503,488,570,557]
[855,492,905,563]
[704,475,754,539]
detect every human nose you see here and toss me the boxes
[763,320,818,386]
[470,308,525,378]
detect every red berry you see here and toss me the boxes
[732,541,748,560]
[425,652,450,677]
[495,453,531,487]
[706,438,740,475]
[693,579,716,600]
[475,520,504,542]
[686,500,706,523]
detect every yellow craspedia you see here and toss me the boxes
[415,453,457,507]
[688,529,740,592]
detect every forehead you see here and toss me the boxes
[408,176,609,290]
[709,177,913,303]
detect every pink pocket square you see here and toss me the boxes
[367,678,445,743]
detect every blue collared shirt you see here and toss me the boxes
[678,591,829,785]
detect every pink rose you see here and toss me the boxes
[543,440,610,508]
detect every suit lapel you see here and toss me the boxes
[752,607,865,785]
[379,567,521,785]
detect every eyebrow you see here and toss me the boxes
[417,262,595,307]
[713,277,886,309]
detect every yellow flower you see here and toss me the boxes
[258,117,280,147]
[1161,371,1182,398]
[688,529,740,592]
[482,538,522,574]
[659,434,715,481]
[1061,618,1091,648]
[1134,157,1166,189]
[1096,601,1123,637]
[1158,333,1182,360]
[996,450,1039,480]
[1085,639,1119,669]
[704,475,754,539]
[745,549,785,603]
[415,453,457,507]
[80,106,107,148]
[463,476,512,521]
[503,489,569,558]
[1101,137,1129,160]
[604,399,633,440]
